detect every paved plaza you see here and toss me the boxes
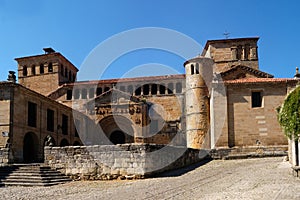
[1,157,299,200]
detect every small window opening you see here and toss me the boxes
[31,65,36,75]
[40,64,44,74]
[252,91,262,108]
[23,66,28,76]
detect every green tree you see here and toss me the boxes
[278,86,300,140]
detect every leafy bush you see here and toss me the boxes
[278,86,300,140]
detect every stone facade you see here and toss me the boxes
[0,36,298,170]
[0,82,82,163]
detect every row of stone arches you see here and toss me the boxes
[23,132,81,163]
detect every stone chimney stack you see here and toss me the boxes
[7,71,16,83]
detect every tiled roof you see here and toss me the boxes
[67,74,186,86]
[224,78,299,84]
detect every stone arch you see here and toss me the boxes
[98,115,135,144]
[23,132,39,163]
[60,139,69,147]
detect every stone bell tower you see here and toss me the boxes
[15,48,78,96]
[184,56,214,149]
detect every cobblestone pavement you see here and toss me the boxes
[1,157,299,200]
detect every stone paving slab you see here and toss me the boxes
[0,157,299,200]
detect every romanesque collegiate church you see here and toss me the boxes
[0,37,299,164]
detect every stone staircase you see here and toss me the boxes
[0,164,71,187]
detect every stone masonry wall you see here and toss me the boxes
[44,144,208,180]
[0,148,10,166]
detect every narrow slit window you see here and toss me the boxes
[191,64,194,75]
[48,63,53,72]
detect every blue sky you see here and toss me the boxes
[0,0,299,81]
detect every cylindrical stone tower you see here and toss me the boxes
[184,56,214,149]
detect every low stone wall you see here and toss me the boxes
[0,148,9,166]
[44,144,209,180]
[210,145,288,160]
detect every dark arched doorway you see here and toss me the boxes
[98,115,135,145]
[60,139,69,147]
[109,130,126,144]
[23,132,39,163]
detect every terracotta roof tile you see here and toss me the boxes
[224,78,299,84]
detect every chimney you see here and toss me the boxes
[7,71,16,83]
[294,67,300,79]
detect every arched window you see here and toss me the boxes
[135,86,141,96]
[60,139,69,147]
[151,84,157,95]
[120,86,125,92]
[195,63,199,74]
[23,66,28,76]
[48,62,53,72]
[176,82,182,93]
[89,88,94,98]
[96,87,102,96]
[159,85,166,95]
[104,87,110,92]
[191,64,195,75]
[74,89,80,99]
[167,83,173,94]
[40,64,44,74]
[31,65,36,75]
[127,85,133,94]
[143,84,149,95]
[81,89,87,99]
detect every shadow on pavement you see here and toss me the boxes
[155,158,213,178]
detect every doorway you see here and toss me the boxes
[23,132,39,163]
[109,130,126,144]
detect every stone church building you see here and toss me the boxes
[0,37,299,164]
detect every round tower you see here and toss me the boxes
[184,56,214,149]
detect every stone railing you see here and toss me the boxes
[44,144,209,180]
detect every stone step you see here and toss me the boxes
[1,181,69,187]
[0,175,70,180]
[0,164,71,187]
